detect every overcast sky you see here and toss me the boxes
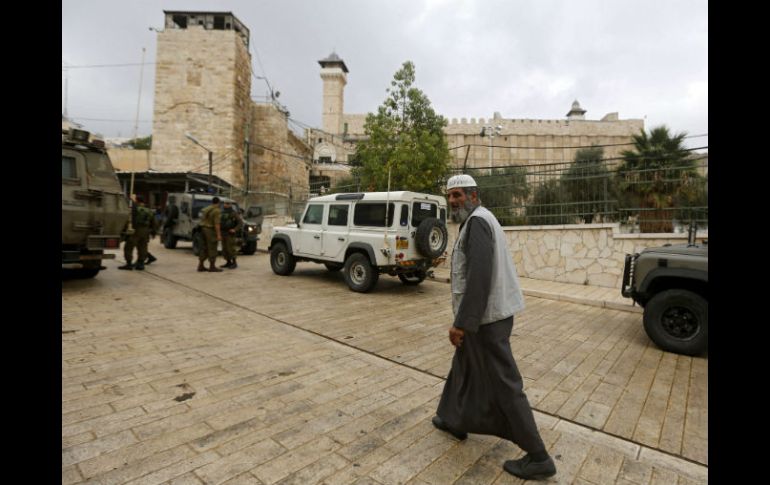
[62,0,708,150]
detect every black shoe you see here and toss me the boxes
[431,415,467,440]
[118,264,133,270]
[134,263,145,271]
[219,262,232,268]
[229,261,237,269]
[146,254,157,264]
[503,454,557,480]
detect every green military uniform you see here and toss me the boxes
[220,205,243,268]
[122,204,157,270]
[198,203,222,271]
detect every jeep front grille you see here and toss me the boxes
[621,253,638,298]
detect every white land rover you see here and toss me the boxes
[269,191,449,292]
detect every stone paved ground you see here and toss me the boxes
[61,240,707,484]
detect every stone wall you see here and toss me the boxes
[108,148,150,172]
[444,117,643,169]
[150,24,251,185]
[247,104,312,213]
[443,222,708,289]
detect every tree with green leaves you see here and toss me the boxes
[562,146,614,223]
[617,126,701,232]
[470,166,530,225]
[127,135,152,150]
[353,61,451,194]
[527,179,572,225]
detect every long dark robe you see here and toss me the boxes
[437,213,545,452]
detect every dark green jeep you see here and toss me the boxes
[621,227,708,356]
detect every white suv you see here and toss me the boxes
[269,191,448,292]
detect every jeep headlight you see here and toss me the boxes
[246,225,255,233]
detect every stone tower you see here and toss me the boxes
[151,11,252,188]
[318,52,348,135]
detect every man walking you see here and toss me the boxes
[219,200,243,269]
[197,196,223,272]
[432,174,557,480]
[118,195,157,271]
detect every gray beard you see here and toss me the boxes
[450,200,476,223]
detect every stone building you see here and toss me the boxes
[148,11,311,212]
[306,52,645,183]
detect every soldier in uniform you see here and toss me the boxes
[219,200,243,269]
[198,197,223,272]
[118,195,158,271]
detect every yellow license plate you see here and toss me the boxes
[396,239,408,249]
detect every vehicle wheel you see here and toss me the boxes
[643,289,707,356]
[324,263,343,272]
[398,270,426,285]
[415,218,448,258]
[192,232,202,257]
[343,252,379,292]
[162,227,178,249]
[270,242,296,275]
[241,240,257,255]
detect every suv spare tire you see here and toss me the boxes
[415,218,448,258]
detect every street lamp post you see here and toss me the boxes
[185,132,213,193]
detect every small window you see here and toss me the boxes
[246,207,262,218]
[327,205,349,226]
[303,204,324,224]
[440,208,447,223]
[412,201,438,227]
[354,203,395,227]
[400,204,409,226]
[192,200,209,218]
[213,16,225,29]
[62,156,77,178]
[172,15,187,28]
[318,156,332,164]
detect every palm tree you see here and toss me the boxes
[617,126,700,232]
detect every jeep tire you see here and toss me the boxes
[270,242,296,276]
[398,270,426,286]
[162,227,178,249]
[343,252,379,292]
[415,218,448,258]
[242,240,257,255]
[192,232,203,257]
[643,289,707,356]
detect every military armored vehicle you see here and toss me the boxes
[62,128,130,278]
[160,192,260,255]
[621,225,708,355]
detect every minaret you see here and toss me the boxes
[566,100,587,120]
[318,52,348,135]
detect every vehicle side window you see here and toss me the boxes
[412,202,437,227]
[327,204,349,226]
[247,207,262,218]
[400,204,409,226]
[303,204,324,224]
[353,203,395,227]
[440,208,446,223]
[181,202,190,216]
[62,156,77,179]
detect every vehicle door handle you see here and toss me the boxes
[314,235,321,239]
[338,238,345,241]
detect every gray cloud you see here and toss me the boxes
[62,0,707,148]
